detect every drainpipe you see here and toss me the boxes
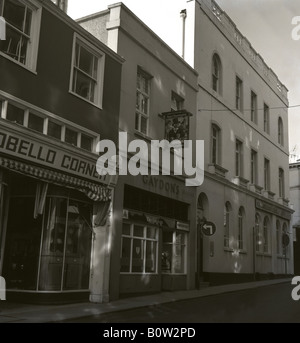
[180,9,187,60]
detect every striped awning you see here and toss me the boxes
[0,156,111,202]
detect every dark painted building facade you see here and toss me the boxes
[0,0,123,303]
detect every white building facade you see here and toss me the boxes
[184,0,293,283]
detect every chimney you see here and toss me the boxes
[180,9,187,59]
[51,0,68,13]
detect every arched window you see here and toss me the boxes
[224,202,231,248]
[238,207,244,250]
[263,217,270,253]
[211,124,221,165]
[255,213,261,252]
[212,54,222,94]
[276,220,281,255]
[278,117,284,146]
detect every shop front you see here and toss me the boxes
[111,174,196,299]
[0,121,116,303]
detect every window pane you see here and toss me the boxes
[6,103,24,124]
[132,239,143,272]
[28,113,44,133]
[0,26,26,63]
[79,46,94,77]
[74,70,93,100]
[133,225,144,237]
[147,227,156,239]
[145,241,156,273]
[48,121,61,139]
[3,0,26,32]
[174,243,185,273]
[81,134,93,151]
[141,116,147,134]
[65,127,77,146]
[162,244,172,272]
[121,237,131,272]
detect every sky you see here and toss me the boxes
[68,0,300,157]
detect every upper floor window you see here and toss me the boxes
[1,97,96,152]
[212,53,222,94]
[0,0,41,70]
[70,34,105,107]
[136,67,151,135]
[279,168,285,198]
[278,117,284,146]
[250,149,257,184]
[235,139,243,177]
[264,158,270,191]
[250,91,257,123]
[235,76,243,111]
[171,91,184,111]
[211,124,221,165]
[263,103,270,134]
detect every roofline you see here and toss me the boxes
[40,0,125,64]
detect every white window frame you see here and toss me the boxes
[69,33,105,108]
[0,92,98,153]
[0,0,41,72]
[120,223,158,274]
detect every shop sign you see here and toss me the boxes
[255,200,291,220]
[176,221,190,232]
[0,128,112,185]
[142,175,180,196]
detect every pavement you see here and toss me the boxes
[0,278,292,323]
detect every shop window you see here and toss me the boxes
[3,180,93,292]
[162,230,186,274]
[121,223,158,274]
[0,0,41,71]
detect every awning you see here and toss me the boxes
[0,156,111,202]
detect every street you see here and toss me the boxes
[61,282,300,323]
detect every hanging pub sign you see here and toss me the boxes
[161,110,192,144]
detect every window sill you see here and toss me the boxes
[208,163,228,178]
[263,190,275,200]
[278,197,290,206]
[69,90,102,110]
[0,52,37,75]
[224,247,234,252]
